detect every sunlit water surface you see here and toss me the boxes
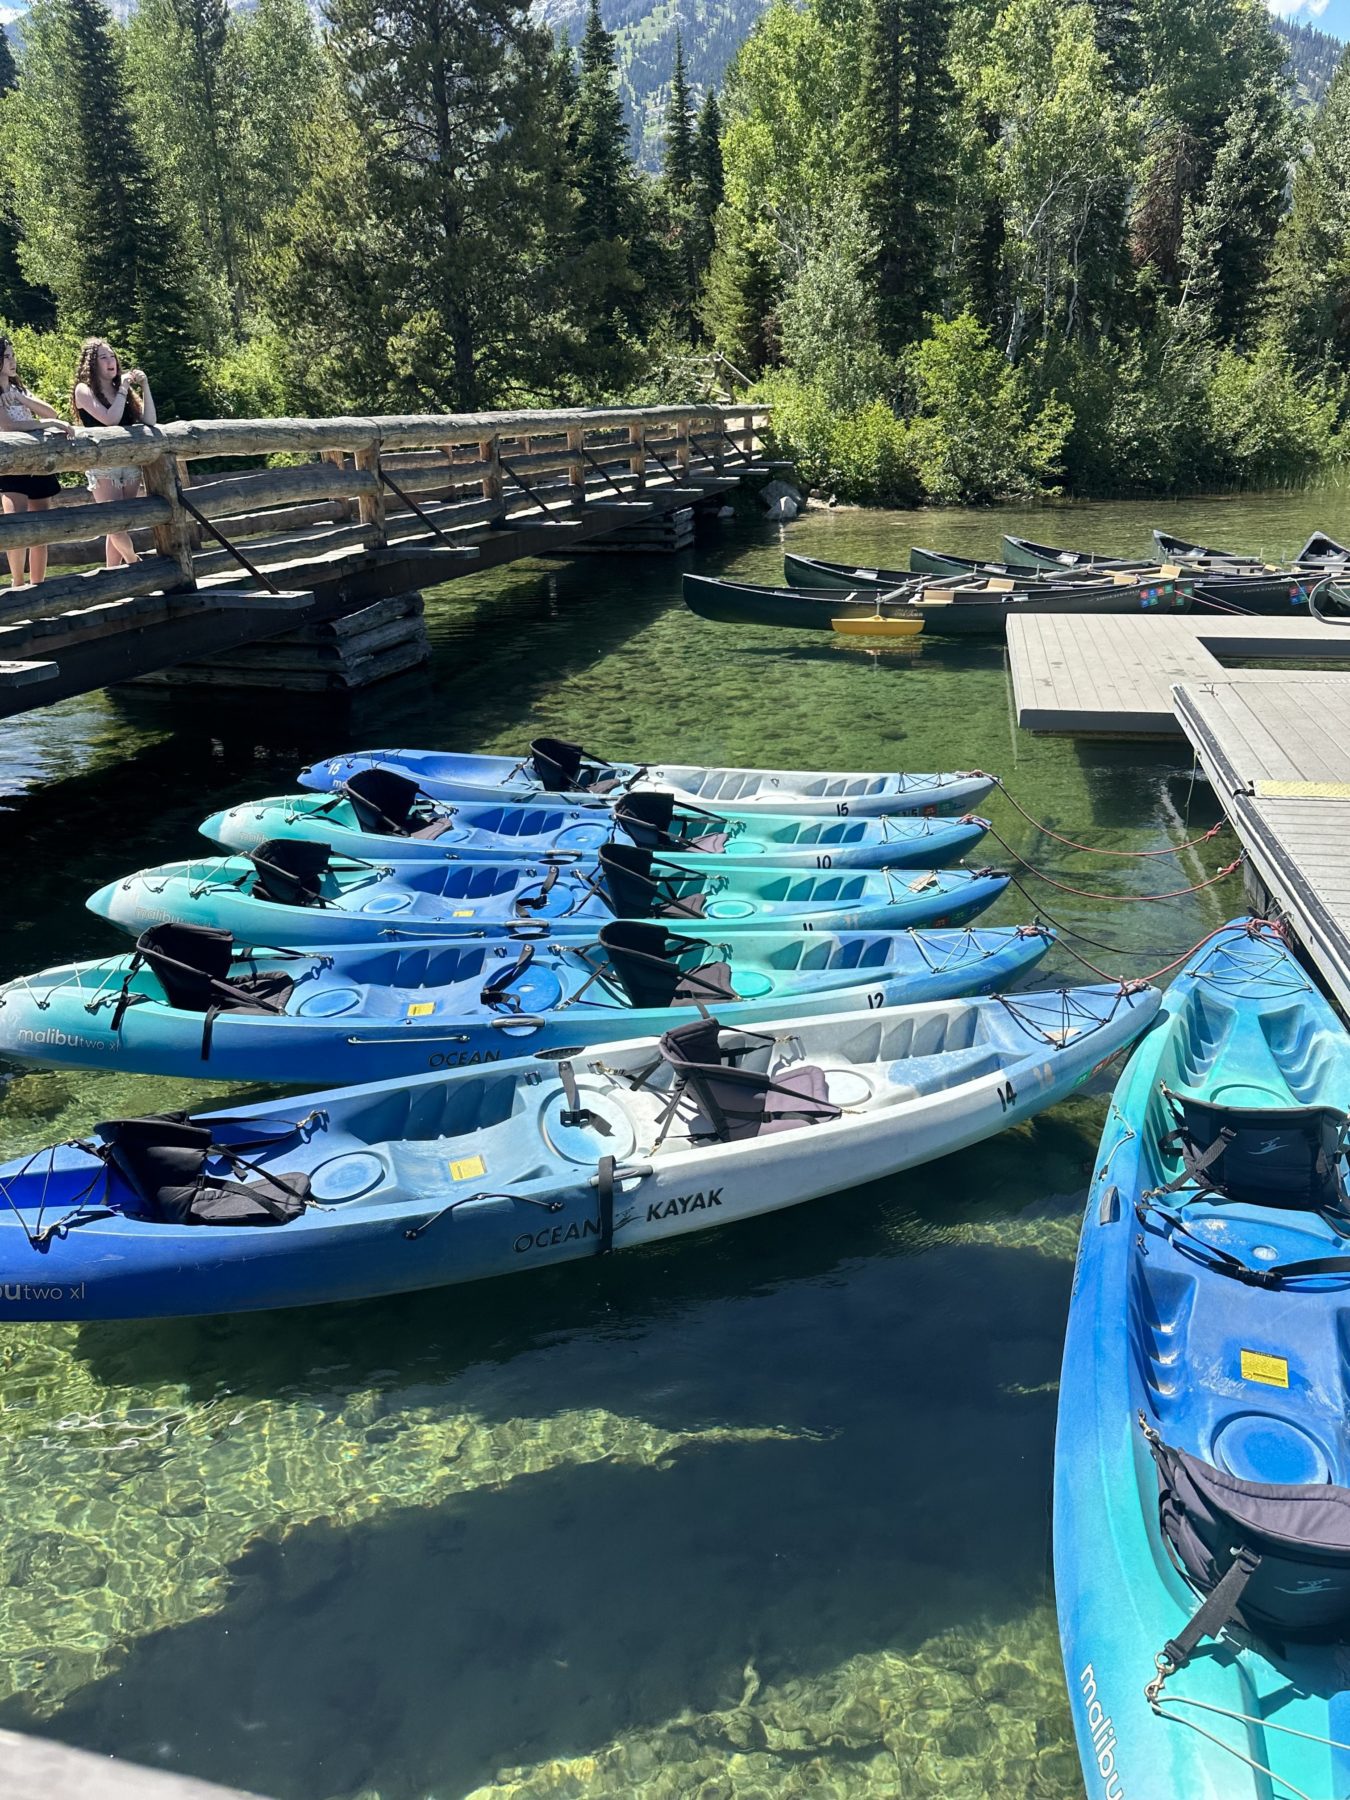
[0,486,1343,1798]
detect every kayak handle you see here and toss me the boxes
[1098,1183,1120,1224]
[589,1162,652,1188]
[346,1032,471,1044]
[488,1015,546,1030]
[541,851,585,864]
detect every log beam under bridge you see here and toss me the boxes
[0,403,773,718]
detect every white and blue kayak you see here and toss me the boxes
[0,920,1053,1085]
[296,738,995,818]
[1056,919,1350,1800]
[0,980,1159,1319]
[86,840,1011,946]
[202,773,989,872]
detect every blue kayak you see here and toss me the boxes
[202,773,989,872]
[87,840,1011,945]
[0,920,1053,1085]
[1056,919,1350,1800]
[296,738,995,818]
[0,980,1157,1319]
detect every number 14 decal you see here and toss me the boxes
[996,1080,1017,1112]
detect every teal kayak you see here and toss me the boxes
[0,980,1159,1319]
[200,776,990,872]
[87,841,1011,945]
[1056,918,1350,1800]
[0,920,1053,1084]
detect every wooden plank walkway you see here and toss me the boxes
[1008,613,1350,736]
[1174,673,1350,1013]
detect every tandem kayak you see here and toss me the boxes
[202,774,989,873]
[87,840,1011,945]
[0,981,1159,1319]
[1055,919,1350,1800]
[296,740,997,818]
[683,574,925,637]
[0,919,1053,1085]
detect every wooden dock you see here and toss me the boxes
[1007,613,1350,736]
[0,403,770,716]
[1174,672,1350,1014]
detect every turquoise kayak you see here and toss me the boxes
[1055,918,1350,1800]
[0,920,1053,1085]
[0,980,1158,1319]
[201,775,989,872]
[296,739,995,818]
[87,841,1011,945]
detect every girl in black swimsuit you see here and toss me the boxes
[0,335,74,589]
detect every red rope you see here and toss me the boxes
[1028,910,1287,988]
[986,824,1245,900]
[979,779,1229,857]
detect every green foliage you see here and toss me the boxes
[905,312,1072,500]
[0,320,85,410]
[1271,44,1350,387]
[776,193,894,410]
[757,371,921,505]
[1207,343,1343,483]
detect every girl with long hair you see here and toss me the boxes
[0,335,74,589]
[72,338,157,567]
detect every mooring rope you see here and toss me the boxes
[978,778,1230,857]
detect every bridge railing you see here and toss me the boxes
[0,402,768,616]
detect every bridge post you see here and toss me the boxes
[353,444,386,545]
[628,422,646,489]
[676,415,691,477]
[740,409,756,462]
[479,434,503,517]
[322,448,353,522]
[141,449,197,591]
[567,427,585,503]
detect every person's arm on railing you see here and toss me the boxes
[74,373,137,426]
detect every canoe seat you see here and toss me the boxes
[656,1017,841,1143]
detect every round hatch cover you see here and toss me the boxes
[309,1153,387,1202]
[1213,1413,1331,1486]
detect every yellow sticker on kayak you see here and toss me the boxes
[1240,1349,1289,1388]
[453,909,475,918]
[450,1155,485,1182]
[407,1002,434,1017]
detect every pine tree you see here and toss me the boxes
[1087,0,1143,93]
[1273,44,1350,377]
[693,90,724,219]
[662,34,695,195]
[575,0,636,247]
[854,0,955,353]
[34,0,206,409]
[0,27,57,326]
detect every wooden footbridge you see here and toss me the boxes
[0,402,768,714]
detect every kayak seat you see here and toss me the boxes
[98,1113,309,1227]
[1157,1086,1350,1215]
[343,769,459,840]
[1149,1432,1350,1644]
[614,792,730,857]
[599,921,738,1010]
[530,736,621,795]
[657,1017,841,1143]
[134,923,296,1017]
[598,842,709,921]
[250,839,332,906]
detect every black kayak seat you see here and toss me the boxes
[341,768,458,841]
[613,791,728,855]
[98,1112,309,1227]
[137,923,294,1016]
[598,842,708,920]
[658,1016,840,1142]
[530,736,622,794]
[1150,1434,1350,1643]
[250,839,332,906]
[1159,1086,1350,1213]
[598,920,738,1010]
